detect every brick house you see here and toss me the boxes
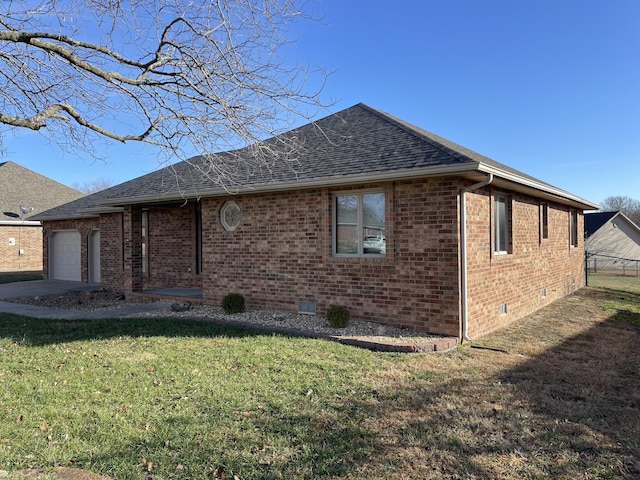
[35,104,598,340]
[0,161,83,273]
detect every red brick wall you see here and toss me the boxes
[144,205,201,290]
[43,206,201,294]
[0,224,42,272]
[201,178,463,335]
[100,213,124,291]
[464,186,585,339]
[39,176,587,340]
[41,218,100,282]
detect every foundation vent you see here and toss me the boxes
[299,301,316,315]
[499,303,508,316]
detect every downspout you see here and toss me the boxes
[460,173,494,343]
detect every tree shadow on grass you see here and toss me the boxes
[80,408,379,479]
[0,313,279,346]
[497,305,640,478]
[0,313,386,479]
[333,289,640,479]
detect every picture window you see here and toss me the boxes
[334,191,386,257]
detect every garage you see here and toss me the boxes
[49,231,81,281]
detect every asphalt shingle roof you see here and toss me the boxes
[34,103,597,220]
[0,161,83,221]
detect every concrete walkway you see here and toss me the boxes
[0,280,171,319]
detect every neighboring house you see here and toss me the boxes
[0,161,83,273]
[585,211,640,271]
[34,104,598,340]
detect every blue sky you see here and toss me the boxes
[4,0,639,205]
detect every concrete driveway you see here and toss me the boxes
[0,280,101,300]
[0,280,170,319]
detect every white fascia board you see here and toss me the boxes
[611,211,640,234]
[477,163,600,210]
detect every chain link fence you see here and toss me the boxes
[586,253,640,294]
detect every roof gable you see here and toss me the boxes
[0,161,83,221]
[585,211,640,239]
[584,211,618,238]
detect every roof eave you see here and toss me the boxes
[34,206,123,222]
[477,163,600,210]
[50,162,599,213]
[97,163,483,206]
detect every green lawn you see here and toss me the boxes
[587,271,640,295]
[1,287,639,479]
[0,271,43,284]
[0,316,390,479]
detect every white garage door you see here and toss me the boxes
[50,231,81,281]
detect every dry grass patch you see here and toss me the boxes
[350,288,640,479]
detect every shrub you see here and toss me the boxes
[221,293,245,314]
[327,304,349,328]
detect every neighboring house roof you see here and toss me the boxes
[34,103,599,221]
[0,161,83,223]
[584,211,618,238]
[584,211,640,259]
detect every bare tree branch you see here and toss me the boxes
[600,196,640,226]
[0,0,329,187]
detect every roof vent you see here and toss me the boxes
[19,205,34,218]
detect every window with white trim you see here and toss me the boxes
[334,191,386,257]
[494,194,511,254]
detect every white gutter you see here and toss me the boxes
[460,173,494,343]
[0,220,41,226]
[477,163,599,210]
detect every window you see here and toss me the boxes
[540,203,549,240]
[334,191,386,257]
[141,210,149,275]
[195,202,202,274]
[494,194,511,254]
[221,201,241,231]
[569,210,579,247]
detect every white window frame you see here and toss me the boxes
[333,190,386,258]
[494,194,511,254]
